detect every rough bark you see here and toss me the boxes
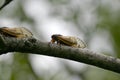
[0,35,120,74]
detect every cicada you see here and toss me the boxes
[0,27,33,38]
[51,34,86,48]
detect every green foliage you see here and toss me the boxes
[10,53,40,80]
[96,3,120,57]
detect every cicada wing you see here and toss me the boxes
[0,27,21,37]
[57,36,75,46]
[0,27,33,38]
[76,38,86,48]
[20,27,33,37]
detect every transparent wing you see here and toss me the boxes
[76,38,86,48]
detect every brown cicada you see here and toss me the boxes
[0,27,33,38]
[51,34,86,48]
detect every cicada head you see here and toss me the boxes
[51,34,62,43]
[51,34,62,39]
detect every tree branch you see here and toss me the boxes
[0,35,120,74]
[0,0,13,10]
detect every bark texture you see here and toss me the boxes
[0,35,120,74]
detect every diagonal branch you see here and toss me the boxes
[0,36,120,74]
[0,0,13,10]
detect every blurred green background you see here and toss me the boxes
[0,0,120,80]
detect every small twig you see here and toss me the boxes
[0,0,13,10]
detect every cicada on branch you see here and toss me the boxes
[51,34,86,48]
[0,27,33,38]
